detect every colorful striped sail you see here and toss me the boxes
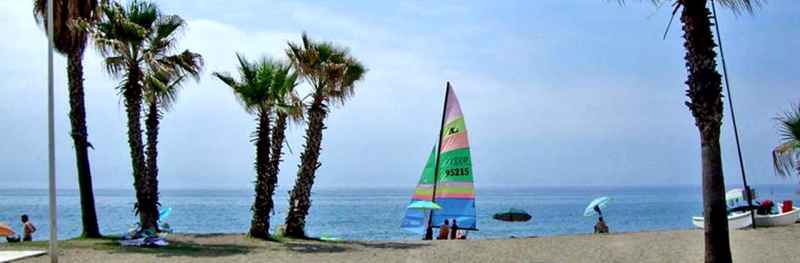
[401,85,476,234]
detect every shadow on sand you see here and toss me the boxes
[1,234,433,258]
[103,239,254,258]
[281,238,430,254]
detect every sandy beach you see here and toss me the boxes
[2,224,798,263]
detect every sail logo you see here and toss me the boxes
[442,157,470,166]
[447,127,460,135]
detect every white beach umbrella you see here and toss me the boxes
[584,196,611,217]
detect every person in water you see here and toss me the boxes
[449,219,459,240]
[594,216,609,234]
[437,219,450,240]
[21,214,36,242]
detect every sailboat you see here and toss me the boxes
[401,82,477,238]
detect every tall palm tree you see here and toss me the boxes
[214,54,299,240]
[283,33,366,238]
[143,49,203,224]
[619,0,757,262]
[773,104,800,177]
[33,0,102,238]
[93,0,192,230]
[269,81,304,201]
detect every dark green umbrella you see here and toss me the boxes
[493,208,532,222]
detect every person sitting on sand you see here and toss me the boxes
[457,230,468,240]
[3,225,20,243]
[5,235,20,243]
[437,219,450,240]
[449,219,459,240]
[21,214,36,242]
[456,229,467,239]
[594,217,609,234]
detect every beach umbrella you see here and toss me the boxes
[158,207,173,223]
[584,196,610,216]
[407,200,442,210]
[493,208,532,222]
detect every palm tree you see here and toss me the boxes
[773,104,800,177]
[33,0,102,238]
[283,33,366,238]
[214,54,299,240]
[269,81,304,202]
[93,0,194,230]
[143,49,203,225]
[619,0,758,262]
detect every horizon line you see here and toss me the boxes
[2,183,795,191]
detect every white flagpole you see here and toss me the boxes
[46,0,59,262]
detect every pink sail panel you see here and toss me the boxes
[440,132,470,153]
[444,87,463,124]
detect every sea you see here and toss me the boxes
[1,185,798,241]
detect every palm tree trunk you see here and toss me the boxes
[249,111,272,239]
[259,112,288,236]
[270,113,288,177]
[144,99,161,231]
[285,99,326,238]
[680,1,732,262]
[67,48,101,238]
[125,66,158,230]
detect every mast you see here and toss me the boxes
[426,82,452,236]
[711,0,756,229]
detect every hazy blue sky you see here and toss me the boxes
[1,1,798,190]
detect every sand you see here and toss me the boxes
[3,224,799,263]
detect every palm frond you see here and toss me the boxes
[285,33,366,108]
[613,0,760,14]
[777,103,800,143]
[126,0,159,30]
[144,14,185,57]
[33,0,100,54]
[217,54,301,116]
[716,0,759,13]
[156,74,186,110]
[213,72,238,88]
[104,55,127,77]
[772,103,800,178]
[95,0,203,115]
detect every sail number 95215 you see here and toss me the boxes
[444,168,470,176]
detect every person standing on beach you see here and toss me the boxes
[450,219,459,240]
[21,215,36,242]
[437,219,450,240]
[594,217,609,234]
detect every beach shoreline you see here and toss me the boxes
[4,224,799,263]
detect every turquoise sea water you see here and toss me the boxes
[1,185,798,241]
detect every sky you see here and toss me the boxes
[0,1,798,190]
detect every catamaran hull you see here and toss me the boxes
[754,207,800,227]
[797,207,800,223]
[692,211,752,230]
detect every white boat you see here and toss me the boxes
[692,211,753,230]
[754,207,800,227]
